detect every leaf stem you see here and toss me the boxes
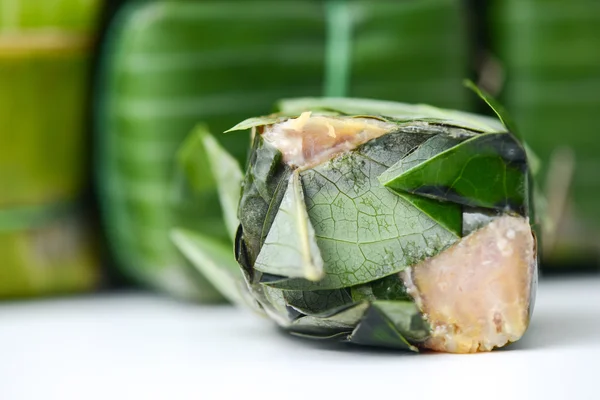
[324,0,353,98]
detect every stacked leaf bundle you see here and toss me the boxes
[0,0,102,297]
[491,0,600,266]
[97,0,470,301]
[174,88,538,353]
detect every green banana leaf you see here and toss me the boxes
[0,0,102,297]
[491,0,600,267]
[97,0,471,301]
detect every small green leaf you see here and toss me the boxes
[464,79,520,139]
[372,301,430,343]
[170,229,245,306]
[378,134,463,184]
[283,288,353,315]
[348,302,419,351]
[377,134,464,236]
[397,193,463,237]
[254,171,325,281]
[198,128,244,240]
[224,115,288,133]
[382,133,528,215]
[291,302,369,337]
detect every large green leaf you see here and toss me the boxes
[263,149,458,291]
[254,171,325,281]
[381,133,529,215]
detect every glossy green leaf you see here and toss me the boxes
[381,133,528,215]
[378,134,463,182]
[377,134,464,236]
[398,193,462,237]
[170,229,245,306]
[254,171,325,281]
[264,149,458,291]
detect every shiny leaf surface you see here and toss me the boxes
[382,133,528,215]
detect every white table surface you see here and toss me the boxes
[1,276,599,400]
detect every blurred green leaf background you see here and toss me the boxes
[1,0,598,301]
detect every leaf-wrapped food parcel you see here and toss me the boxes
[177,94,538,353]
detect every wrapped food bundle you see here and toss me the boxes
[97,0,470,301]
[0,0,101,297]
[491,0,600,266]
[174,87,538,353]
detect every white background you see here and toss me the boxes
[1,276,599,400]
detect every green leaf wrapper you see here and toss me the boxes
[177,84,539,352]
